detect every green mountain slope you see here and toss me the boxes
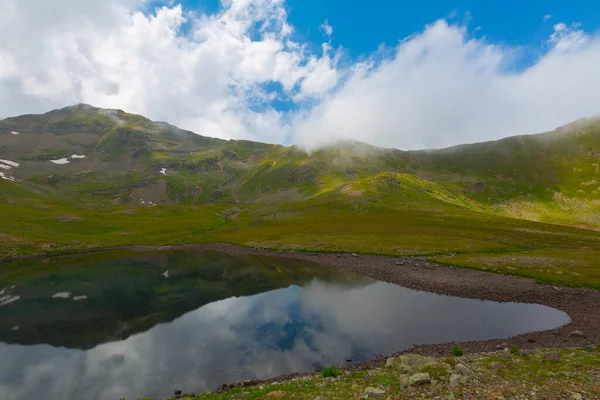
[2,104,599,228]
[2,105,600,289]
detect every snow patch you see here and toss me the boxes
[11,326,19,331]
[0,172,15,181]
[0,164,11,170]
[73,295,88,301]
[162,270,170,278]
[0,296,20,306]
[160,168,167,176]
[71,154,86,159]
[0,159,19,167]
[50,158,71,165]
[0,288,5,296]
[52,292,71,299]
[11,131,19,135]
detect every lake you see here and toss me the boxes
[0,249,570,400]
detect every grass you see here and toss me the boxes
[150,346,600,399]
[3,174,600,290]
[321,366,341,378]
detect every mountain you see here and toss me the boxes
[2,105,600,290]
[2,104,599,226]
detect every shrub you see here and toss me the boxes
[422,363,450,379]
[452,346,464,357]
[509,345,520,355]
[443,355,456,366]
[322,365,341,378]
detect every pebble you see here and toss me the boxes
[449,373,464,387]
[363,386,386,397]
[570,330,586,339]
[266,391,288,398]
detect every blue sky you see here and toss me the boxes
[3,0,600,149]
[177,0,600,64]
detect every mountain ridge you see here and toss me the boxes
[1,104,599,229]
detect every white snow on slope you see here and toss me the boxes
[160,168,167,176]
[50,158,71,164]
[0,159,19,167]
[10,131,19,135]
[52,292,71,299]
[0,164,11,170]
[71,154,86,159]
[0,172,14,181]
[0,296,20,306]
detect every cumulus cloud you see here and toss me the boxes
[320,19,333,37]
[293,20,600,150]
[0,0,338,143]
[1,0,599,150]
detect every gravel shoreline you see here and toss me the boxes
[199,244,600,392]
[4,243,599,393]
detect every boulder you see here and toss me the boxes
[363,387,386,397]
[455,363,475,377]
[398,374,410,388]
[399,354,435,371]
[570,330,586,339]
[409,372,431,386]
[385,357,396,367]
[398,363,415,374]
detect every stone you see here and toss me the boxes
[174,389,182,396]
[409,372,431,386]
[449,374,464,387]
[495,344,504,350]
[455,363,475,377]
[346,357,353,362]
[399,363,415,374]
[527,338,536,343]
[570,330,586,339]
[351,253,358,257]
[385,357,396,367]
[398,375,410,388]
[266,391,288,398]
[571,393,582,400]
[363,387,386,397]
[399,354,435,371]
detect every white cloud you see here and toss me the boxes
[543,14,552,22]
[0,0,338,143]
[0,1,599,151]
[320,19,333,37]
[294,20,600,150]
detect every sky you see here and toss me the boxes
[1,0,600,150]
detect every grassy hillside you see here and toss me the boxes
[2,105,600,289]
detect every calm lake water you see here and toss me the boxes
[0,249,569,400]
